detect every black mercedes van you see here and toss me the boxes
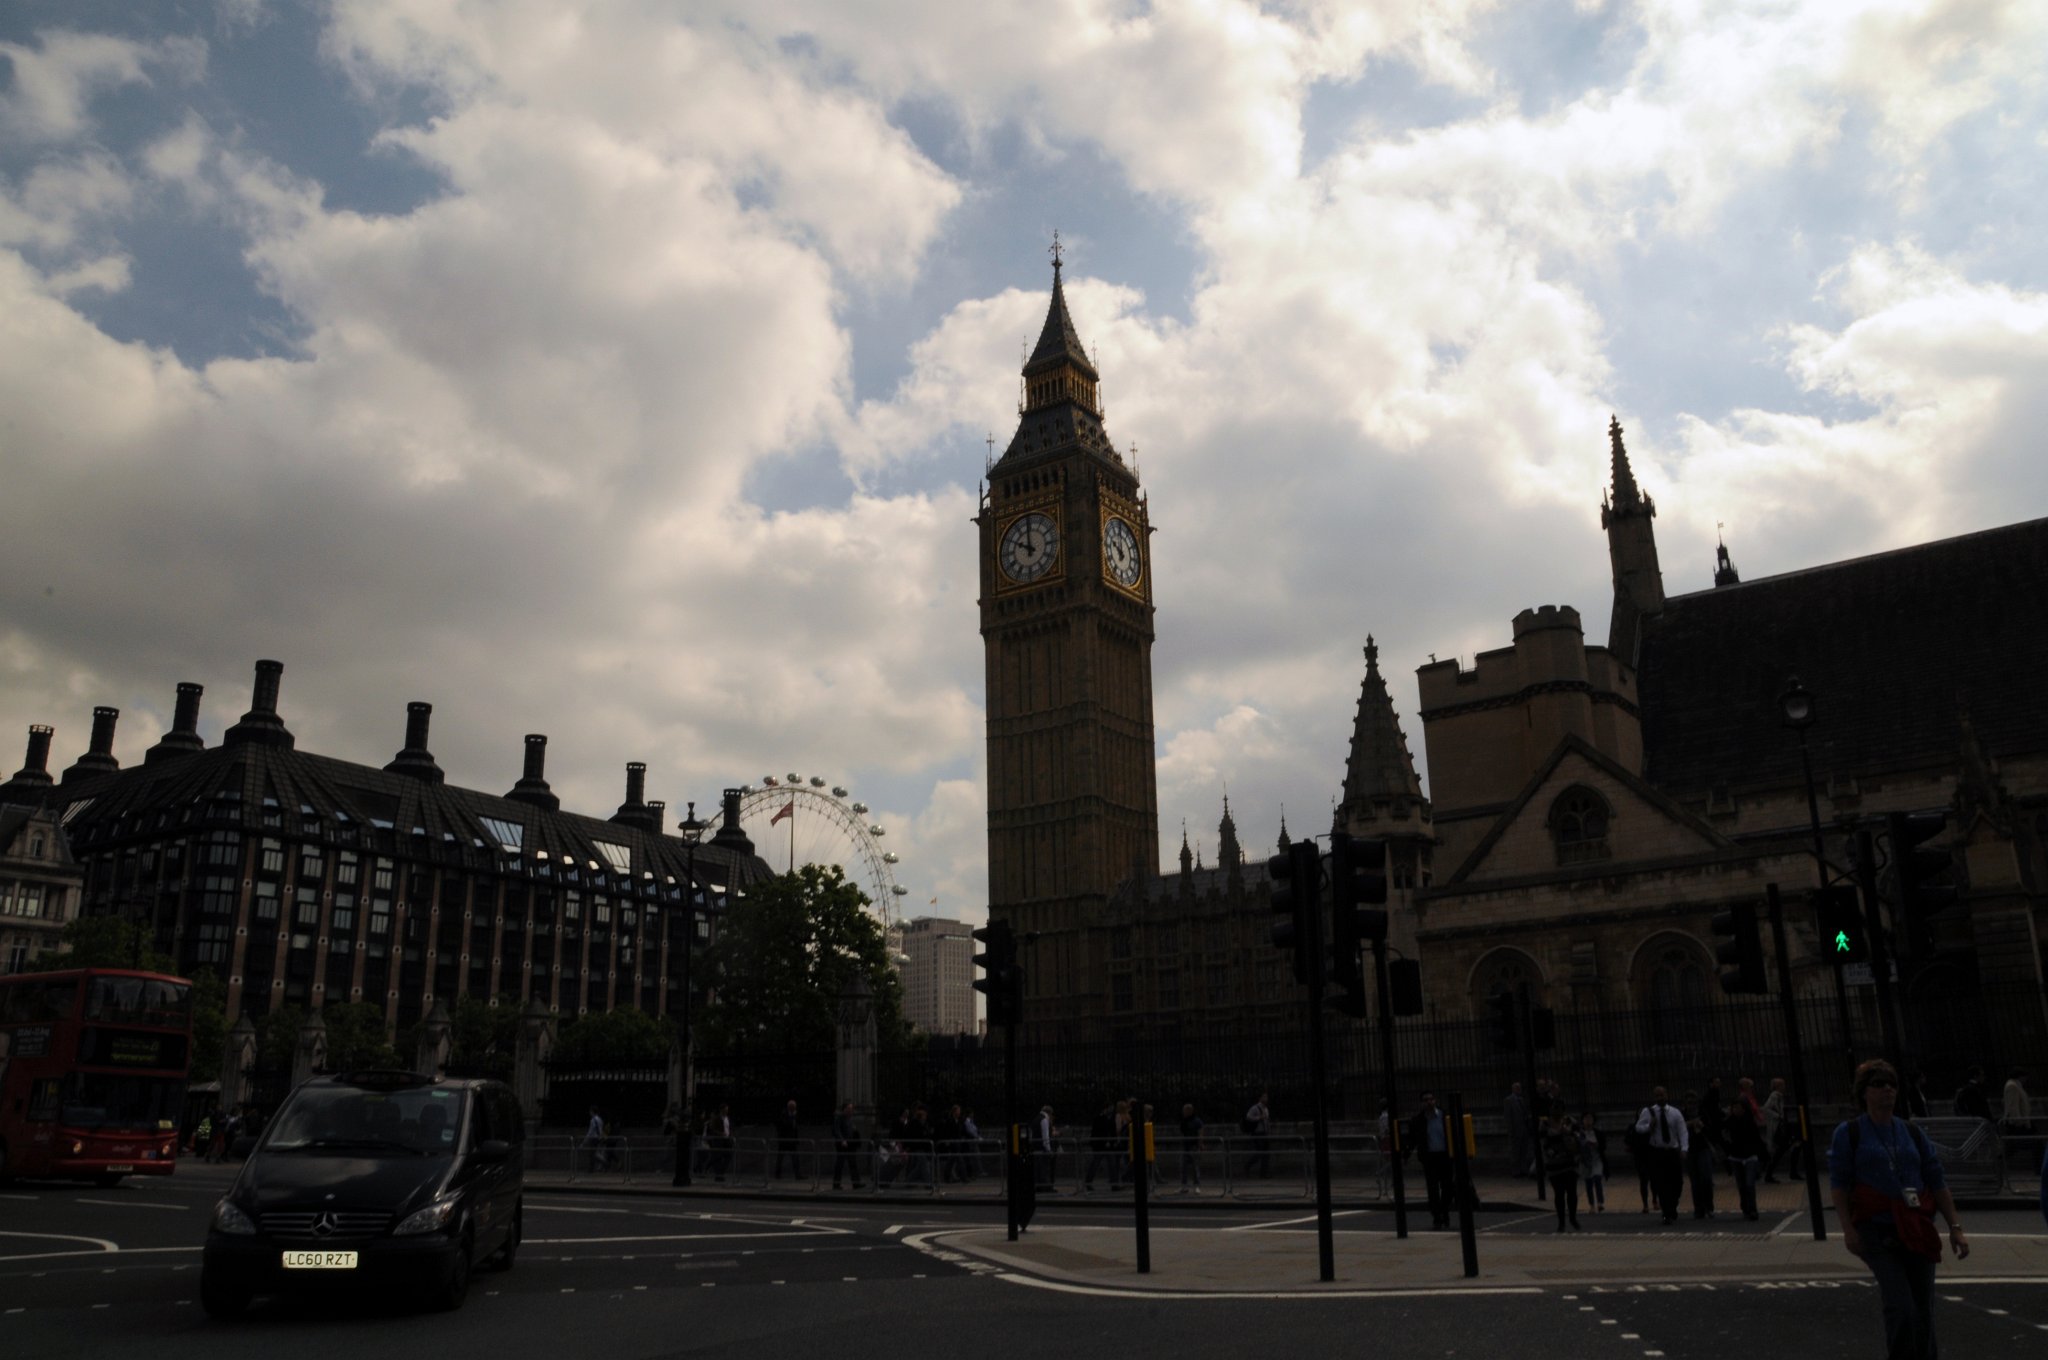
[201,1070,524,1317]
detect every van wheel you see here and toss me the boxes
[200,1270,252,1320]
[486,1202,520,1271]
[432,1230,473,1311]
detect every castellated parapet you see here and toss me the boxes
[1418,603,1643,874]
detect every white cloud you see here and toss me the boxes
[0,29,204,143]
[2,0,2045,933]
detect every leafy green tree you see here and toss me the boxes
[695,864,909,1056]
[322,1002,402,1070]
[41,915,172,972]
[186,969,227,1084]
[553,1005,671,1065]
[450,994,520,1075]
[257,1001,399,1072]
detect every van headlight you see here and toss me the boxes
[393,1196,462,1236]
[212,1200,257,1235]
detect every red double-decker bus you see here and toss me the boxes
[0,967,193,1185]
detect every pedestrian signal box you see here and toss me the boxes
[1813,886,1868,965]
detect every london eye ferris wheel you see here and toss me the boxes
[732,775,909,927]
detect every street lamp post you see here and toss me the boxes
[672,802,708,1188]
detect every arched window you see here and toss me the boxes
[1548,787,1611,866]
[1469,947,1546,1018]
[1631,933,1711,1044]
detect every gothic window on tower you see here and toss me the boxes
[1637,934,1712,1043]
[1548,787,1612,866]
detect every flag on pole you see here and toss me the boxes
[770,800,795,826]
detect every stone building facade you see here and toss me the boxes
[0,774,81,972]
[0,661,767,1028]
[1409,420,2048,1023]
[897,915,976,1037]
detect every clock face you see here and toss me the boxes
[1103,516,1142,588]
[999,512,1060,583]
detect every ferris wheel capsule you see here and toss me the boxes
[883,852,899,864]
[869,825,885,836]
[892,885,908,896]
[851,802,868,815]
[809,776,826,788]
[832,786,848,798]
[763,775,779,786]
[786,772,801,784]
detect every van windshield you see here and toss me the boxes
[264,1085,464,1156]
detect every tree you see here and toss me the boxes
[554,1006,671,1066]
[257,1001,399,1073]
[41,915,172,972]
[695,864,909,1056]
[186,969,227,1084]
[449,994,521,1076]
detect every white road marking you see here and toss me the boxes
[1768,1212,1805,1238]
[885,1225,903,1235]
[529,1231,838,1245]
[0,1230,118,1260]
[1481,1213,1554,1234]
[76,1198,186,1211]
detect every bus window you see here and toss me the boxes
[59,1072,187,1133]
[28,1077,62,1123]
[33,980,80,1021]
[86,976,192,1026]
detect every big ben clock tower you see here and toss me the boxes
[978,241,1159,1036]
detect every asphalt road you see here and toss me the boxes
[2,1164,2044,1360]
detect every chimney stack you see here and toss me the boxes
[224,659,295,748]
[505,734,559,810]
[384,701,445,783]
[3,724,57,794]
[147,683,207,764]
[609,761,657,831]
[62,707,122,781]
[711,785,754,856]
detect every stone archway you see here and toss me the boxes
[1468,946,1548,1019]
[1628,931,1714,1045]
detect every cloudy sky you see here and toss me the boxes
[4,0,2045,920]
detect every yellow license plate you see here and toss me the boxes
[104,1165,134,1172]
[281,1251,358,1270]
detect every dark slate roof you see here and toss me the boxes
[1340,637,1426,812]
[1023,265,1097,379]
[1637,517,2048,795]
[35,739,764,892]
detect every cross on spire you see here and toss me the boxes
[1049,229,1063,272]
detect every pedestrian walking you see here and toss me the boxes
[961,1107,982,1179]
[1505,1083,1532,1178]
[1578,1112,1607,1212]
[1375,1098,1394,1197]
[583,1105,609,1172]
[1762,1076,1794,1182]
[704,1104,733,1181]
[1409,1092,1453,1229]
[1685,1088,1718,1220]
[1241,1091,1273,1179]
[1953,1066,1991,1122]
[1033,1105,1057,1189]
[1903,1071,1931,1120]
[1724,1093,1764,1220]
[1633,1087,1688,1223]
[1831,1059,1970,1360]
[1541,1114,1582,1231]
[773,1098,803,1180]
[831,1100,865,1189]
[1084,1100,1120,1191]
[1177,1102,1205,1193]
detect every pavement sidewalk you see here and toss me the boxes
[923,1220,2048,1296]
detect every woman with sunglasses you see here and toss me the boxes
[1829,1059,1969,1359]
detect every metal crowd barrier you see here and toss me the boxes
[520,1130,1398,1200]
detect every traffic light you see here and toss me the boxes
[1529,1006,1557,1051]
[1388,958,1424,1016]
[1711,899,1768,994]
[1267,838,1321,984]
[972,920,1023,1027]
[1888,811,1958,958]
[1812,885,1869,964]
[1325,833,1388,1017]
[1485,989,1519,1051]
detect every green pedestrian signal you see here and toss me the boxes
[1813,886,1868,965]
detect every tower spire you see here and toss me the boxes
[1608,414,1641,509]
[1338,633,1427,823]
